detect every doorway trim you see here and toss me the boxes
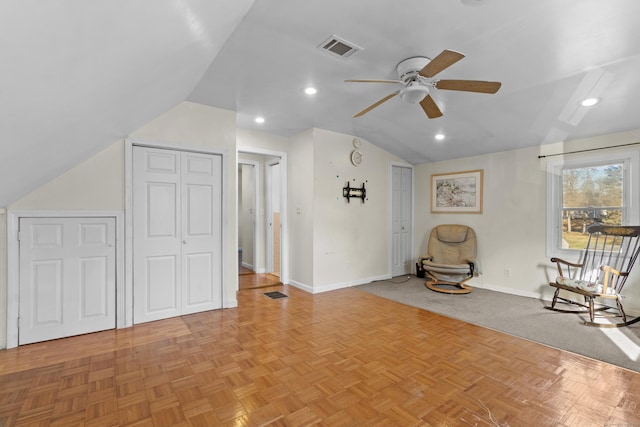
[125,137,230,320]
[237,147,289,284]
[237,159,260,273]
[389,161,414,276]
[5,210,124,349]
[265,158,279,275]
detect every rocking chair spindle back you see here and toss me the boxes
[547,225,640,327]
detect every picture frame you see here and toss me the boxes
[431,169,483,214]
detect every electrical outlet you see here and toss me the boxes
[504,268,512,278]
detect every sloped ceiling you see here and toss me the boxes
[190,0,640,164]
[3,0,640,207]
[0,0,255,207]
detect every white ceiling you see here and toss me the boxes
[2,0,640,206]
[190,0,640,163]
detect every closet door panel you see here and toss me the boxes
[181,152,222,314]
[133,147,182,323]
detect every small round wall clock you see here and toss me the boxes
[351,150,363,166]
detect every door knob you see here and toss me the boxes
[183,240,188,244]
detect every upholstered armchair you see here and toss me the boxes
[420,224,477,294]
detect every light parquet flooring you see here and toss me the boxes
[1,285,640,426]
[239,273,282,291]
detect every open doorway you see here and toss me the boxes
[237,161,257,276]
[237,150,288,290]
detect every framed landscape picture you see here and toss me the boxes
[431,169,483,214]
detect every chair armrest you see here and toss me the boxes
[550,257,583,268]
[600,265,626,276]
[550,257,583,278]
[599,265,629,295]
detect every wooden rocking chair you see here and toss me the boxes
[546,224,640,327]
[420,224,477,294]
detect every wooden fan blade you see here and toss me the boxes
[419,95,443,119]
[353,92,398,117]
[419,50,465,78]
[345,79,403,84]
[436,79,502,94]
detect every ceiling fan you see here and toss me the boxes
[346,49,502,119]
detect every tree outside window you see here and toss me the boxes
[561,164,623,249]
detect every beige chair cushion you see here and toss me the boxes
[427,224,477,265]
[435,224,470,243]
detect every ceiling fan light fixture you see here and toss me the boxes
[400,82,429,104]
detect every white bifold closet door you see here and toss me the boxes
[133,146,222,324]
[19,217,116,345]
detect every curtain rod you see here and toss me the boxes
[538,141,640,159]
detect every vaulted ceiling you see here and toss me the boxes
[2,0,640,206]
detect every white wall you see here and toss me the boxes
[233,126,407,292]
[312,129,404,291]
[288,129,315,288]
[414,129,640,312]
[238,128,290,153]
[11,141,125,210]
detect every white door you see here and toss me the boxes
[133,146,222,324]
[181,152,222,314]
[392,166,412,277]
[19,217,116,345]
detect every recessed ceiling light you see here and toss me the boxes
[305,87,317,95]
[255,116,265,124]
[435,133,445,141]
[581,98,599,107]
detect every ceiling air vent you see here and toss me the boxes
[319,35,362,58]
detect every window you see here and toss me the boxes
[546,150,640,257]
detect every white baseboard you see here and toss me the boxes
[471,281,640,317]
[287,274,392,294]
[287,280,313,293]
[286,276,640,318]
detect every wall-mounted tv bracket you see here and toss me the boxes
[343,181,366,203]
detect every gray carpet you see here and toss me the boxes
[356,276,640,373]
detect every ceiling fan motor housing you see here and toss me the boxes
[396,56,431,82]
[396,56,432,103]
